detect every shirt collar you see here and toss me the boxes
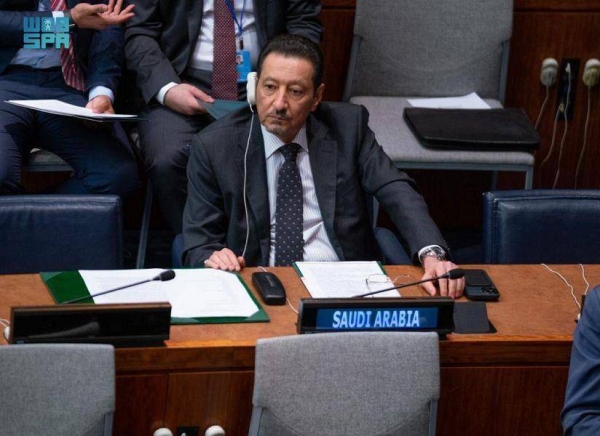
[261,124,309,159]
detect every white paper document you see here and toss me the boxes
[294,261,400,298]
[6,99,139,121]
[79,269,258,319]
[407,92,491,110]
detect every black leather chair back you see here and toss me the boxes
[482,190,600,264]
[0,195,123,273]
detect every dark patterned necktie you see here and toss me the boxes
[275,143,304,266]
[50,0,85,91]
[212,0,238,100]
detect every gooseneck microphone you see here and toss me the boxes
[63,270,176,304]
[353,268,465,298]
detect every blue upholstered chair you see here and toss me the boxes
[0,195,124,273]
[482,190,600,264]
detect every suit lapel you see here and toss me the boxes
[307,114,343,259]
[188,0,204,49]
[253,0,267,46]
[235,115,270,264]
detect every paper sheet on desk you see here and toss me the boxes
[294,261,400,298]
[79,269,258,318]
[407,92,491,109]
[6,99,140,121]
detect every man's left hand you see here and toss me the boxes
[86,95,114,114]
[70,0,135,29]
[420,257,465,298]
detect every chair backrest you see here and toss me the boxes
[250,332,440,436]
[347,0,513,99]
[0,344,115,436]
[0,195,123,273]
[482,190,600,264]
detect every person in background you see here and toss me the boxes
[0,0,139,195]
[562,286,600,435]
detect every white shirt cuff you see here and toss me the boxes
[156,82,179,105]
[52,11,64,18]
[88,86,114,103]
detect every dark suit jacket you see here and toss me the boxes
[0,0,123,92]
[562,286,600,435]
[182,102,448,267]
[124,0,322,103]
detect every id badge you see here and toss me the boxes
[236,50,251,83]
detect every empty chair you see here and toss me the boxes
[0,195,124,273]
[0,344,115,436]
[482,190,600,263]
[249,332,440,436]
[343,0,534,192]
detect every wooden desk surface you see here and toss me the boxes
[2,265,593,436]
[1,264,596,369]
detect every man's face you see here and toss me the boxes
[256,53,324,143]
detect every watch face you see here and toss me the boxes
[420,247,446,263]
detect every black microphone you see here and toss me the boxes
[353,268,465,298]
[63,270,176,304]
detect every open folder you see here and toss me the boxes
[6,99,144,122]
[41,269,269,325]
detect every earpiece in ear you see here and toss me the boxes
[246,72,257,107]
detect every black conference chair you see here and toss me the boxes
[482,190,600,264]
[0,195,124,273]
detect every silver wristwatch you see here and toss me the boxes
[418,246,447,265]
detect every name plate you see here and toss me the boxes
[297,297,454,336]
[9,303,171,347]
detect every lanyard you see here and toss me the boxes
[223,0,247,49]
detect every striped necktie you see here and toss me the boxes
[50,0,85,91]
[212,0,238,100]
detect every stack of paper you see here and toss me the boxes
[79,269,258,318]
[294,262,400,298]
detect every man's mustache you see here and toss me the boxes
[267,109,289,119]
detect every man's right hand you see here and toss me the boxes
[204,248,245,272]
[164,84,214,116]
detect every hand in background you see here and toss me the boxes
[164,84,214,116]
[420,257,465,298]
[86,95,114,114]
[70,0,135,29]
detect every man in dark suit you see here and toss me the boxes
[124,0,322,234]
[183,34,464,298]
[562,286,600,435]
[0,0,139,195]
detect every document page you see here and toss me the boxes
[79,269,258,318]
[6,100,139,120]
[407,92,491,109]
[294,262,400,298]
